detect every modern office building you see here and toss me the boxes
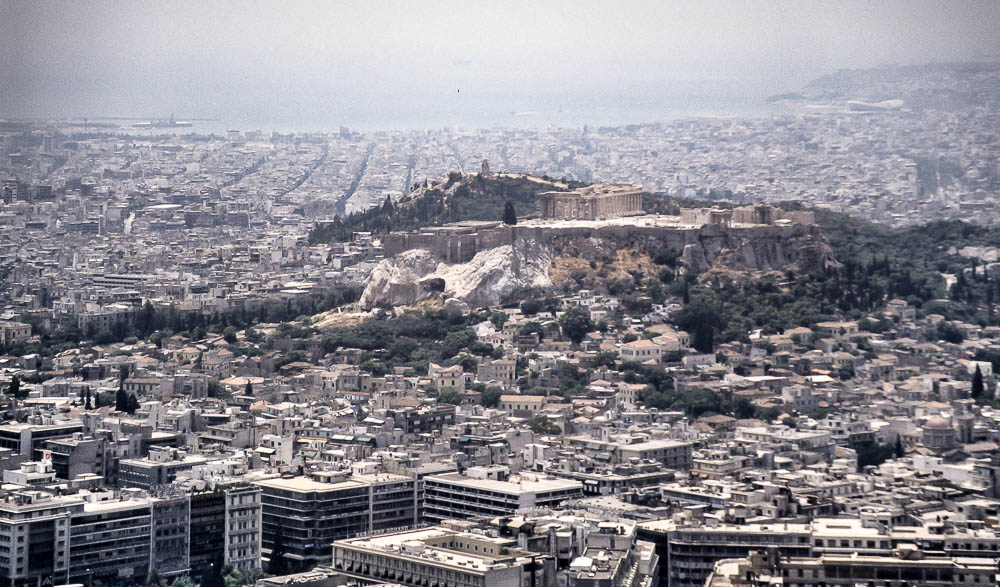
[42,434,107,481]
[189,489,226,579]
[256,474,417,571]
[118,447,217,490]
[706,549,998,587]
[0,490,78,587]
[68,494,154,585]
[423,473,583,524]
[639,517,1000,587]
[637,520,813,587]
[332,526,557,587]
[151,495,191,580]
[223,483,262,573]
[0,422,84,458]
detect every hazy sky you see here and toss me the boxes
[2,0,999,129]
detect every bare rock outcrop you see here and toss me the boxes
[360,238,552,309]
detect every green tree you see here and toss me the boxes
[438,388,463,405]
[520,299,543,316]
[528,416,561,435]
[490,311,508,330]
[225,569,265,587]
[85,388,93,410]
[480,386,503,408]
[137,300,157,336]
[223,326,238,345]
[115,386,128,412]
[147,568,163,587]
[733,396,756,419]
[201,552,227,587]
[125,393,140,414]
[518,321,545,341]
[6,375,22,400]
[972,365,984,400]
[207,380,227,398]
[244,380,254,396]
[558,307,594,345]
[936,321,964,344]
[837,363,855,381]
[894,435,905,459]
[267,528,290,576]
[676,297,724,354]
[502,201,517,225]
[856,441,896,471]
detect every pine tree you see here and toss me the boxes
[115,380,128,411]
[6,375,21,400]
[125,393,140,414]
[245,381,253,396]
[94,391,104,408]
[894,435,904,459]
[268,528,290,576]
[502,201,517,225]
[200,552,226,587]
[972,365,984,400]
[85,388,93,410]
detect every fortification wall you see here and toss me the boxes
[383,219,819,262]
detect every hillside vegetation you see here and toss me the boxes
[308,172,584,244]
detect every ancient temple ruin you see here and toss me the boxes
[538,182,643,221]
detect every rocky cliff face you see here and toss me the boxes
[361,223,837,309]
[360,238,553,309]
[681,229,836,274]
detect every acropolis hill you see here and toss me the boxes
[363,182,833,309]
[383,182,818,263]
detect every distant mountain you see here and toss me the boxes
[769,61,1000,110]
[308,172,585,244]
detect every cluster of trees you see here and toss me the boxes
[669,253,983,356]
[319,308,503,377]
[817,212,1000,324]
[11,287,360,359]
[856,441,898,471]
[617,361,719,418]
[528,415,562,435]
[115,367,140,413]
[628,200,1000,358]
[153,555,266,587]
[437,384,504,408]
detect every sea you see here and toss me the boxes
[103,87,793,137]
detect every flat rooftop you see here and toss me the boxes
[254,475,366,493]
[338,527,513,572]
[427,473,582,494]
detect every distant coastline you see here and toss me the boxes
[4,92,791,136]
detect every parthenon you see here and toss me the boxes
[538,182,643,221]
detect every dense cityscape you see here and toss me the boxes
[3,25,1000,587]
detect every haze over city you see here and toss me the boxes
[3,0,1000,129]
